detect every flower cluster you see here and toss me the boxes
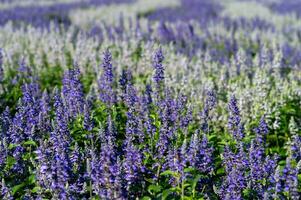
[0,0,300,199]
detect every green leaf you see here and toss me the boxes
[147,184,162,195]
[28,174,36,184]
[278,160,286,166]
[216,168,225,176]
[23,140,37,146]
[12,182,26,195]
[192,174,202,189]
[141,196,152,200]
[5,156,16,170]
[160,170,177,177]
[8,143,17,149]
[208,135,217,141]
[22,152,34,160]
[162,189,171,200]
[184,167,195,173]
[243,188,252,197]
[31,186,41,193]
[145,178,155,184]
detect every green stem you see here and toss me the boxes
[181,179,184,200]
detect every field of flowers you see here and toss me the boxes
[0,0,300,199]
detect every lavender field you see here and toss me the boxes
[0,0,300,199]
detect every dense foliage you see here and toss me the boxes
[0,0,300,199]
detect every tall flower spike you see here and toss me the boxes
[38,90,51,133]
[70,142,80,172]
[22,82,41,139]
[254,116,268,145]
[124,84,145,143]
[50,150,71,199]
[228,95,244,140]
[9,99,27,144]
[62,66,85,119]
[188,133,214,174]
[0,141,6,168]
[289,117,301,160]
[123,136,144,195]
[144,84,153,106]
[98,49,116,105]
[102,49,114,81]
[0,48,3,82]
[163,146,185,187]
[97,136,119,198]
[119,68,132,93]
[0,179,13,200]
[273,166,282,198]
[52,90,70,150]
[282,157,299,199]
[152,47,165,99]
[248,138,265,195]
[201,90,216,133]
[83,103,94,131]
[35,140,52,190]
[0,107,11,139]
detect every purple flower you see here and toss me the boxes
[35,140,52,189]
[70,142,80,172]
[50,150,71,199]
[188,133,214,174]
[152,47,165,98]
[119,69,132,92]
[125,84,145,143]
[163,146,185,186]
[143,84,153,106]
[201,90,216,133]
[123,136,144,194]
[0,179,13,200]
[253,116,268,145]
[273,166,282,198]
[125,84,139,107]
[18,59,32,78]
[62,66,85,118]
[289,117,301,160]
[248,139,265,193]
[21,82,41,139]
[156,117,173,159]
[228,95,244,140]
[0,48,3,82]
[11,145,26,174]
[83,103,94,131]
[221,168,244,200]
[51,90,71,150]
[220,143,248,199]
[38,90,51,133]
[282,157,299,199]
[0,107,11,139]
[157,22,175,43]
[180,105,192,130]
[96,136,122,198]
[0,142,6,168]
[98,49,116,105]
[263,155,278,194]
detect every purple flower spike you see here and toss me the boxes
[228,95,244,140]
[98,49,116,105]
[152,47,165,99]
[0,48,3,82]
[62,66,85,119]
